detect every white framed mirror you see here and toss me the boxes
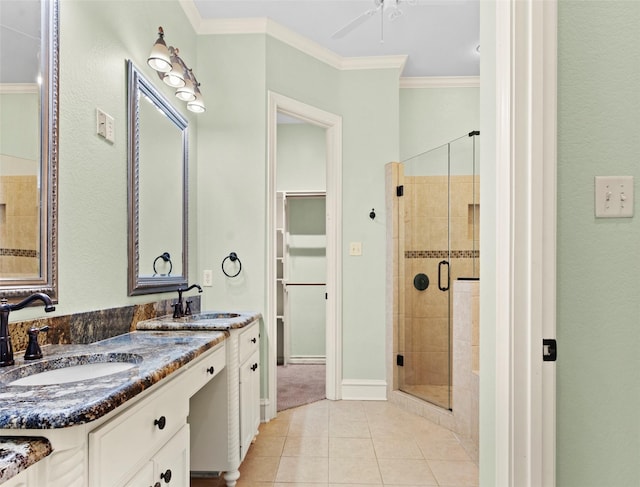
[127,60,188,295]
[0,0,59,302]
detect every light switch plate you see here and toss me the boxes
[203,269,213,287]
[96,108,115,142]
[349,242,362,256]
[595,176,634,218]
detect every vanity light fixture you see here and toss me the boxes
[147,27,205,113]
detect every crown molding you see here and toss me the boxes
[0,83,38,94]
[399,76,480,88]
[180,1,407,74]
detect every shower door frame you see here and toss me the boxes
[397,135,479,410]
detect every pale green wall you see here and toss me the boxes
[340,68,399,380]
[195,33,267,312]
[276,123,326,192]
[277,125,327,359]
[0,92,39,162]
[9,0,199,321]
[557,1,640,485]
[287,197,326,358]
[196,33,400,385]
[399,86,479,161]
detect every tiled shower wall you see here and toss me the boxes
[0,176,39,276]
[402,174,479,390]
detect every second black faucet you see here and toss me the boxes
[173,284,203,318]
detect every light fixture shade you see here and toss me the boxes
[147,35,171,73]
[163,58,186,88]
[175,77,196,102]
[187,89,206,113]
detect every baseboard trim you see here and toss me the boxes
[287,356,326,365]
[341,379,387,401]
[260,398,271,422]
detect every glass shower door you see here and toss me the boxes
[397,133,479,410]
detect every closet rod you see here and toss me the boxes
[284,282,326,286]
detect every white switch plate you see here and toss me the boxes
[594,176,634,218]
[349,242,362,256]
[96,108,115,142]
[203,269,213,287]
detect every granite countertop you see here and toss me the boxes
[0,311,259,482]
[0,330,226,430]
[0,437,52,484]
[136,310,261,331]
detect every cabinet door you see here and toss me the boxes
[239,348,260,461]
[2,468,31,487]
[123,462,153,487]
[152,425,190,487]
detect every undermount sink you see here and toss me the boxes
[1,353,142,387]
[185,312,241,321]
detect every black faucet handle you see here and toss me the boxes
[172,302,183,319]
[24,326,47,360]
[184,300,193,316]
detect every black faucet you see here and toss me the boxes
[0,293,56,367]
[173,284,203,319]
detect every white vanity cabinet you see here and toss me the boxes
[238,324,260,461]
[87,342,225,487]
[123,425,189,487]
[1,460,45,487]
[190,319,260,487]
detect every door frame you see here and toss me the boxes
[266,91,343,420]
[492,0,557,484]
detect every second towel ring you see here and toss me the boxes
[222,252,242,278]
[153,252,172,276]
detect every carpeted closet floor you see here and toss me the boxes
[277,364,326,411]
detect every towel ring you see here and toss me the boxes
[153,252,172,276]
[222,252,242,278]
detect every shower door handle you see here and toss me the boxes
[438,260,450,292]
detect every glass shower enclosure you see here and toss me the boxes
[396,132,480,410]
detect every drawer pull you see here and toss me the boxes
[160,469,172,483]
[207,366,215,375]
[251,337,257,344]
[251,363,258,371]
[154,416,166,430]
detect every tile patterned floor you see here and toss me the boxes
[191,399,478,487]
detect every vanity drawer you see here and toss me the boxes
[88,379,188,487]
[182,342,226,398]
[238,321,259,364]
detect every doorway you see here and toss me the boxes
[266,92,343,421]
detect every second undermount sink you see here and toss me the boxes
[185,312,241,321]
[2,353,142,387]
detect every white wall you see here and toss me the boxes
[479,1,497,485]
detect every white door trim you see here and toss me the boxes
[494,0,557,485]
[266,92,343,420]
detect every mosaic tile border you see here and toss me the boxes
[405,250,480,259]
[0,249,39,258]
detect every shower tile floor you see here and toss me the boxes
[401,384,451,409]
[191,399,478,486]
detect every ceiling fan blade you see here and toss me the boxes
[388,7,403,21]
[331,7,379,39]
